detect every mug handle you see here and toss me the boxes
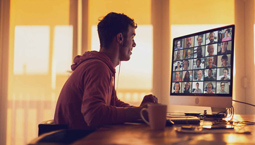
[140,108,150,125]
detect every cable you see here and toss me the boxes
[232,100,255,107]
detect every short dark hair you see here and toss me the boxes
[221,55,228,61]
[97,12,137,49]
[223,68,228,72]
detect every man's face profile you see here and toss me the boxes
[207,45,214,55]
[119,25,136,61]
[186,37,192,47]
[197,70,202,80]
[209,33,214,43]
[221,42,227,52]
[207,84,213,93]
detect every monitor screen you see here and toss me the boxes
[170,25,234,108]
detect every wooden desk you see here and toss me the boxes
[73,115,255,144]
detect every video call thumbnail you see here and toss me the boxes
[171,26,233,95]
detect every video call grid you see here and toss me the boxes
[171,27,233,95]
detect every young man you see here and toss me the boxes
[54,12,157,129]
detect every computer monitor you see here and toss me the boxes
[170,25,234,109]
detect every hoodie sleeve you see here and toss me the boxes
[81,61,137,127]
[111,89,131,107]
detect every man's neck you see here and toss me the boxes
[100,45,120,67]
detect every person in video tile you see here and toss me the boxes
[207,44,215,56]
[204,69,215,81]
[219,82,227,94]
[222,28,231,41]
[186,37,192,48]
[206,83,214,94]
[175,51,181,61]
[195,70,203,81]
[197,35,203,46]
[185,49,193,59]
[183,71,190,82]
[175,40,183,50]
[193,82,202,93]
[197,46,203,58]
[218,41,231,54]
[193,58,202,69]
[208,32,217,44]
[173,82,180,94]
[183,82,190,93]
[221,68,230,80]
[175,62,182,71]
[174,71,182,82]
[221,55,228,67]
[183,60,189,70]
[206,57,216,69]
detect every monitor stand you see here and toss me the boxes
[211,107,227,114]
[203,107,227,122]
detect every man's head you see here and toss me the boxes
[183,60,189,70]
[196,58,201,67]
[207,44,214,56]
[209,32,215,43]
[174,82,180,92]
[197,36,203,46]
[208,57,214,67]
[221,55,228,66]
[223,68,228,77]
[220,82,225,91]
[98,12,137,61]
[177,62,180,67]
[207,83,213,93]
[208,69,212,77]
[186,37,192,48]
[177,40,181,49]
[197,70,202,80]
[221,42,228,53]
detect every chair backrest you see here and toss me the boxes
[38,119,68,136]
[28,129,94,145]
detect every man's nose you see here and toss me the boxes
[133,41,136,47]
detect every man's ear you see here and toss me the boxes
[116,33,123,44]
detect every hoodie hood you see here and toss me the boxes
[71,51,115,74]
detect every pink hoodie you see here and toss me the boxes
[54,51,139,129]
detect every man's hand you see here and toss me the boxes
[140,94,158,107]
